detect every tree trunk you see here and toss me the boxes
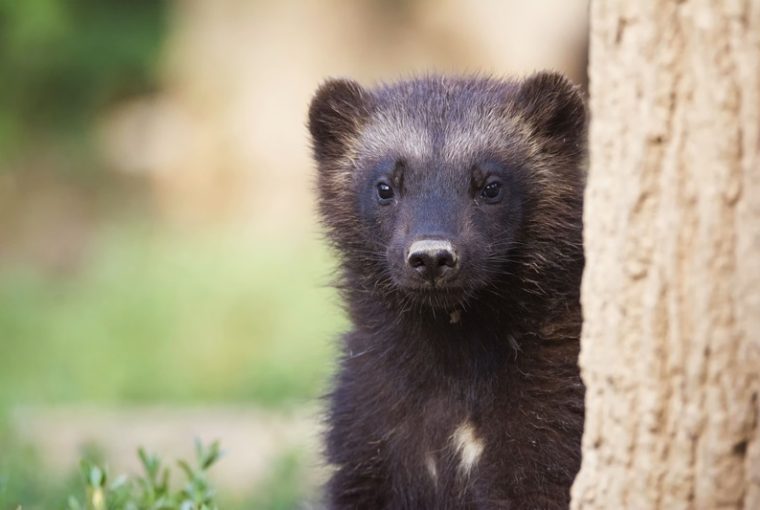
[572,2,760,509]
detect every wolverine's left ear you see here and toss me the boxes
[308,79,371,163]
[514,71,586,150]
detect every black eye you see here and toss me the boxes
[481,181,502,202]
[377,182,394,203]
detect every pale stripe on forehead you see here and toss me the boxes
[360,111,433,162]
[326,116,431,189]
[360,118,498,165]
[443,127,498,163]
[441,101,522,159]
[357,103,525,166]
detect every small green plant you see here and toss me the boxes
[67,440,222,510]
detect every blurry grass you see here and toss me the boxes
[0,219,344,407]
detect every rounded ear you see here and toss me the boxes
[308,79,370,162]
[515,71,586,148]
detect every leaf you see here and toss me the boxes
[88,466,105,487]
[176,459,193,480]
[199,440,223,470]
[138,447,160,480]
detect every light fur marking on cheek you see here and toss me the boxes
[332,136,362,186]
[451,421,485,476]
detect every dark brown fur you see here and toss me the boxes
[309,73,586,509]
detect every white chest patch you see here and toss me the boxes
[451,421,485,475]
[425,453,438,484]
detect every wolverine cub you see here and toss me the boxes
[308,73,586,509]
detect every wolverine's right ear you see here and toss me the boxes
[308,79,370,162]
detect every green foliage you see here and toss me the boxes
[0,428,316,510]
[67,440,222,510]
[0,0,167,167]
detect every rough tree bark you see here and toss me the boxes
[572,2,760,509]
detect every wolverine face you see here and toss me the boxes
[309,74,585,309]
[353,151,527,308]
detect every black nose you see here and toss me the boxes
[407,239,459,282]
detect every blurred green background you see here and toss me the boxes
[0,0,587,508]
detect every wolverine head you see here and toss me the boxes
[308,74,586,310]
